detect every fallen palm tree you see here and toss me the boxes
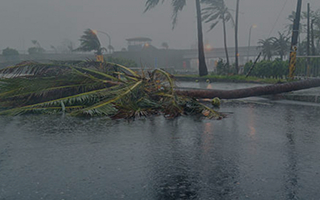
[1,61,319,119]
[176,78,320,99]
[0,60,222,119]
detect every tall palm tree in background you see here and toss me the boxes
[28,40,45,55]
[258,38,275,60]
[76,29,106,56]
[144,0,208,76]
[307,9,320,55]
[31,40,41,48]
[202,0,233,67]
[108,45,114,54]
[161,42,169,49]
[234,0,240,74]
[286,9,320,55]
[271,32,290,60]
[285,11,301,36]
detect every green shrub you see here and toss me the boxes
[2,47,19,56]
[244,59,288,78]
[28,47,45,55]
[216,59,231,75]
[105,56,137,68]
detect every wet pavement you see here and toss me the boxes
[177,81,320,104]
[1,99,320,199]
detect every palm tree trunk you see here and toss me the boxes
[195,0,208,76]
[234,0,240,74]
[176,79,320,99]
[222,17,230,67]
[268,53,272,61]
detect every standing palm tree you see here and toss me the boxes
[31,40,41,48]
[258,38,275,60]
[234,0,240,73]
[28,40,45,55]
[285,11,300,36]
[286,11,306,45]
[309,9,320,54]
[108,45,115,54]
[271,32,290,60]
[76,29,106,56]
[286,9,320,55]
[144,0,208,76]
[161,42,169,49]
[202,0,234,67]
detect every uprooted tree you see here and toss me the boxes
[1,61,320,120]
[0,61,221,119]
[176,79,320,99]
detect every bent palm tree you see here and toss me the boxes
[202,0,233,67]
[76,29,107,56]
[144,0,208,76]
[176,78,320,99]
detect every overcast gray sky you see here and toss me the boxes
[0,0,319,52]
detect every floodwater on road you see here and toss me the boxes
[1,99,320,200]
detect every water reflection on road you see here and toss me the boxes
[1,101,320,199]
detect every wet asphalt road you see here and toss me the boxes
[1,99,320,200]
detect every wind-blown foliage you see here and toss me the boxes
[271,32,290,60]
[76,29,106,55]
[286,9,320,55]
[202,0,233,67]
[257,33,290,61]
[144,0,208,76]
[0,60,223,119]
[258,38,275,60]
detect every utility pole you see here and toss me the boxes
[288,0,302,79]
[247,25,257,62]
[311,19,316,56]
[307,3,310,76]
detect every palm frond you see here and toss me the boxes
[144,0,165,12]
[108,62,140,78]
[74,67,122,84]
[72,80,143,116]
[0,60,224,119]
[171,0,186,28]
[76,29,101,52]
[0,62,71,78]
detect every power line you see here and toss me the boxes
[268,0,289,37]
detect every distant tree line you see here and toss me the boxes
[258,8,320,60]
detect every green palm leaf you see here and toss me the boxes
[0,60,223,119]
[71,80,143,116]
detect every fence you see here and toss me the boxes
[296,56,320,77]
